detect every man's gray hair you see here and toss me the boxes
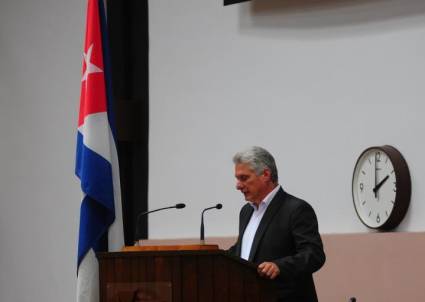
[233,146,278,183]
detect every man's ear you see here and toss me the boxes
[262,168,272,182]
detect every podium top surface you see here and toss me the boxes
[96,244,257,271]
[122,244,219,252]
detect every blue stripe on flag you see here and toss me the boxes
[78,195,114,266]
[76,131,115,266]
[76,132,115,210]
[99,0,117,139]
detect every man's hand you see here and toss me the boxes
[257,262,280,279]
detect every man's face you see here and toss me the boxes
[235,163,270,204]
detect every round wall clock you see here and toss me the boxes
[352,145,411,230]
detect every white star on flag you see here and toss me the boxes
[81,44,103,82]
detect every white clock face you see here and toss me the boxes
[352,148,397,228]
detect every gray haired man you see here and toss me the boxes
[229,146,325,302]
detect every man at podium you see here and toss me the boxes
[228,146,326,302]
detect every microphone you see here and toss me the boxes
[200,203,223,243]
[134,203,186,243]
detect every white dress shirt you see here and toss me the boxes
[240,185,281,260]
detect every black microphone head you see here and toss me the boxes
[216,203,223,209]
[175,203,186,209]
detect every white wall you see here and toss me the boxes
[148,0,425,238]
[1,0,424,301]
[0,0,84,301]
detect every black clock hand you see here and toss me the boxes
[374,154,378,198]
[373,175,389,194]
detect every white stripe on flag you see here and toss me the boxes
[78,112,112,162]
[77,249,99,302]
[108,125,124,251]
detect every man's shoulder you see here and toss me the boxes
[279,190,314,212]
[240,202,253,213]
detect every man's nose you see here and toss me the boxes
[236,181,243,190]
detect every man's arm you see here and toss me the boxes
[227,242,238,256]
[270,202,326,280]
[227,204,253,257]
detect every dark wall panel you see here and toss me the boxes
[107,0,149,245]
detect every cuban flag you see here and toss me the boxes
[76,1,123,302]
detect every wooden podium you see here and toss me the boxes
[97,243,277,302]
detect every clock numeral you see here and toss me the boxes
[368,211,372,217]
[376,214,380,223]
[375,152,381,162]
[361,170,366,175]
[385,210,389,217]
[360,183,364,192]
[368,158,372,165]
[362,200,366,206]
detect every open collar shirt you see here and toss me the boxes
[240,184,281,260]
